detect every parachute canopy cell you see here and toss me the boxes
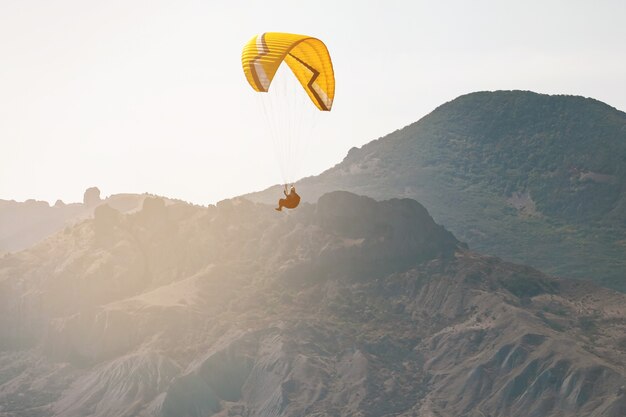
[242,32,335,111]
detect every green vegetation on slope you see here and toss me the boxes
[253,91,626,290]
[409,91,626,223]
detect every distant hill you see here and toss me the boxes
[0,193,624,417]
[247,91,626,291]
[0,187,180,254]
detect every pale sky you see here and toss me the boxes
[1,0,625,205]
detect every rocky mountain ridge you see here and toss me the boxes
[0,192,624,417]
[0,187,181,255]
[5,91,625,291]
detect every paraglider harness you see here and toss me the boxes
[276,184,301,211]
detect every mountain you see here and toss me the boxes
[0,187,179,255]
[247,91,626,291]
[1,193,624,417]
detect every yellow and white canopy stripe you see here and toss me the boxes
[242,32,335,111]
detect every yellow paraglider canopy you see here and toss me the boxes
[242,32,335,111]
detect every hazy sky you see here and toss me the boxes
[2,0,625,205]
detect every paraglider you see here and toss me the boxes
[242,32,335,210]
[275,185,300,211]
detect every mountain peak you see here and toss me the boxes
[246,90,626,290]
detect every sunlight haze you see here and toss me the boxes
[1,0,625,205]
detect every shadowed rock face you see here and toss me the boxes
[0,192,624,417]
[312,191,462,281]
